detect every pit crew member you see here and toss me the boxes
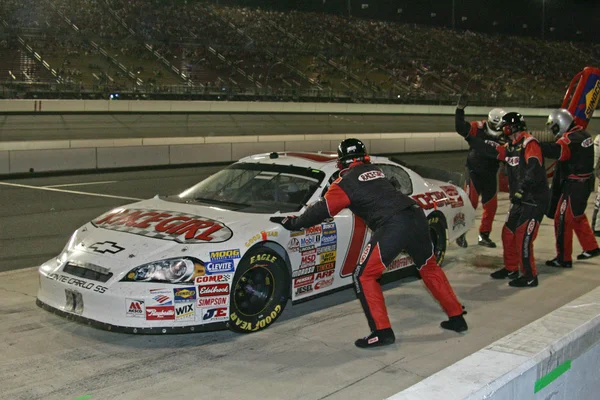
[455,95,505,248]
[592,134,600,236]
[462,112,549,287]
[271,138,468,349]
[542,109,600,268]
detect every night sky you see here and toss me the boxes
[214,0,600,42]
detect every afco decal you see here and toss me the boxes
[92,209,232,243]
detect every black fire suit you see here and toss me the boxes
[455,109,500,233]
[541,126,598,262]
[280,162,463,331]
[467,132,549,278]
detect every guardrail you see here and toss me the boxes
[0,132,465,175]
[0,99,589,116]
[388,285,600,400]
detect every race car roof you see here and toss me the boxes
[237,152,392,171]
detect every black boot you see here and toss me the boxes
[355,328,396,348]
[509,276,538,287]
[490,267,519,280]
[441,315,468,333]
[577,248,600,260]
[456,233,468,248]
[545,258,572,268]
[478,232,496,248]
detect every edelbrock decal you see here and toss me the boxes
[92,208,233,244]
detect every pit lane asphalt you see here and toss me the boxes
[1,152,599,400]
[0,114,551,141]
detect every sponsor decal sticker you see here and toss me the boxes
[300,235,320,247]
[315,262,335,272]
[89,241,125,254]
[175,303,194,320]
[46,274,107,294]
[301,252,317,267]
[245,231,278,247]
[200,307,229,322]
[197,283,230,297]
[318,244,337,254]
[315,277,334,290]
[452,212,466,231]
[92,208,232,243]
[304,225,322,236]
[505,156,519,166]
[320,251,336,263]
[148,288,171,294]
[126,299,145,318]
[315,270,334,280]
[197,296,229,307]
[321,233,337,245]
[292,266,315,278]
[295,284,313,296]
[195,274,232,284]
[287,238,300,252]
[206,260,235,274]
[173,287,196,302]
[294,274,315,288]
[146,306,175,320]
[209,249,241,261]
[358,170,385,182]
[412,191,454,210]
[440,185,465,208]
[151,294,173,306]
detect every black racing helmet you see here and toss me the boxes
[499,112,527,136]
[337,138,370,169]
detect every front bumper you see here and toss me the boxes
[37,266,228,334]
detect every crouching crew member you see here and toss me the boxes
[542,109,600,268]
[271,138,468,349]
[455,95,505,248]
[462,113,549,287]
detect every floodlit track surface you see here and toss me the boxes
[1,152,599,400]
[0,114,551,141]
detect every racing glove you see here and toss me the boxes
[270,216,301,231]
[456,94,469,110]
[511,189,524,205]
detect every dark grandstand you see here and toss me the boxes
[0,0,598,105]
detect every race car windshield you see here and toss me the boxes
[177,163,326,213]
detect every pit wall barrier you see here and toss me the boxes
[0,132,466,175]
[388,285,600,400]
[3,99,600,116]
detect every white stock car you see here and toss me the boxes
[37,152,475,334]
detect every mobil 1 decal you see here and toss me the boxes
[92,208,233,244]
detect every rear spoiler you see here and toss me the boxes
[390,157,466,187]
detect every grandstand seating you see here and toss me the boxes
[1,0,598,103]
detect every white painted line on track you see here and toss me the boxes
[0,182,142,201]
[44,180,118,188]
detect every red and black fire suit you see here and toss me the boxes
[467,132,550,278]
[287,162,464,331]
[541,127,598,262]
[455,109,500,234]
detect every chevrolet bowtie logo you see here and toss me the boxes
[89,241,125,254]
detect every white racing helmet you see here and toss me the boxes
[546,108,574,139]
[486,108,507,137]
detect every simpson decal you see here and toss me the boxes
[92,209,232,243]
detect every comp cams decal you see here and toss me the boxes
[92,208,233,243]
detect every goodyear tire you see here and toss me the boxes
[428,214,447,266]
[228,247,289,333]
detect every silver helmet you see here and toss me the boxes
[486,108,506,137]
[546,108,574,138]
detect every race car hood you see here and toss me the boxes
[58,196,273,278]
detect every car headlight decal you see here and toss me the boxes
[122,257,204,283]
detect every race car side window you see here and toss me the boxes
[377,164,413,195]
[320,170,341,197]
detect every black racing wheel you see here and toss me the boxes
[228,248,289,333]
[428,214,447,266]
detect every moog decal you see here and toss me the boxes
[92,208,232,243]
